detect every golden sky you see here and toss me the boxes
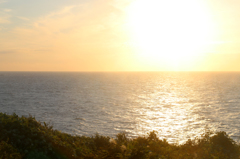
[1,0,240,71]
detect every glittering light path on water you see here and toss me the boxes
[0,72,240,143]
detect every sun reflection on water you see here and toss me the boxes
[1,72,240,144]
[126,81,217,144]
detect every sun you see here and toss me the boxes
[127,0,215,71]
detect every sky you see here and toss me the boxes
[1,0,240,72]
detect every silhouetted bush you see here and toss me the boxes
[0,112,239,158]
[0,140,21,159]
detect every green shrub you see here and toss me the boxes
[0,112,239,159]
[0,140,21,159]
[25,151,51,159]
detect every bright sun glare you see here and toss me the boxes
[127,0,215,70]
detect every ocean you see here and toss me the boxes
[0,72,240,143]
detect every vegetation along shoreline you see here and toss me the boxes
[0,112,239,159]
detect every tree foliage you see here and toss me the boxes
[0,113,239,159]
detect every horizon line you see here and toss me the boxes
[1,71,240,73]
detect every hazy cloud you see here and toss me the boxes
[0,16,10,23]
[0,0,135,71]
[3,9,11,12]
[11,0,129,47]
[0,50,16,54]
[0,0,7,4]
[0,8,11,24]
[17,16,30,21]
[34,49,52,52]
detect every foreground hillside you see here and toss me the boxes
[0,113,239,159]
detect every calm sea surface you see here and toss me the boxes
[0,72,240,143]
